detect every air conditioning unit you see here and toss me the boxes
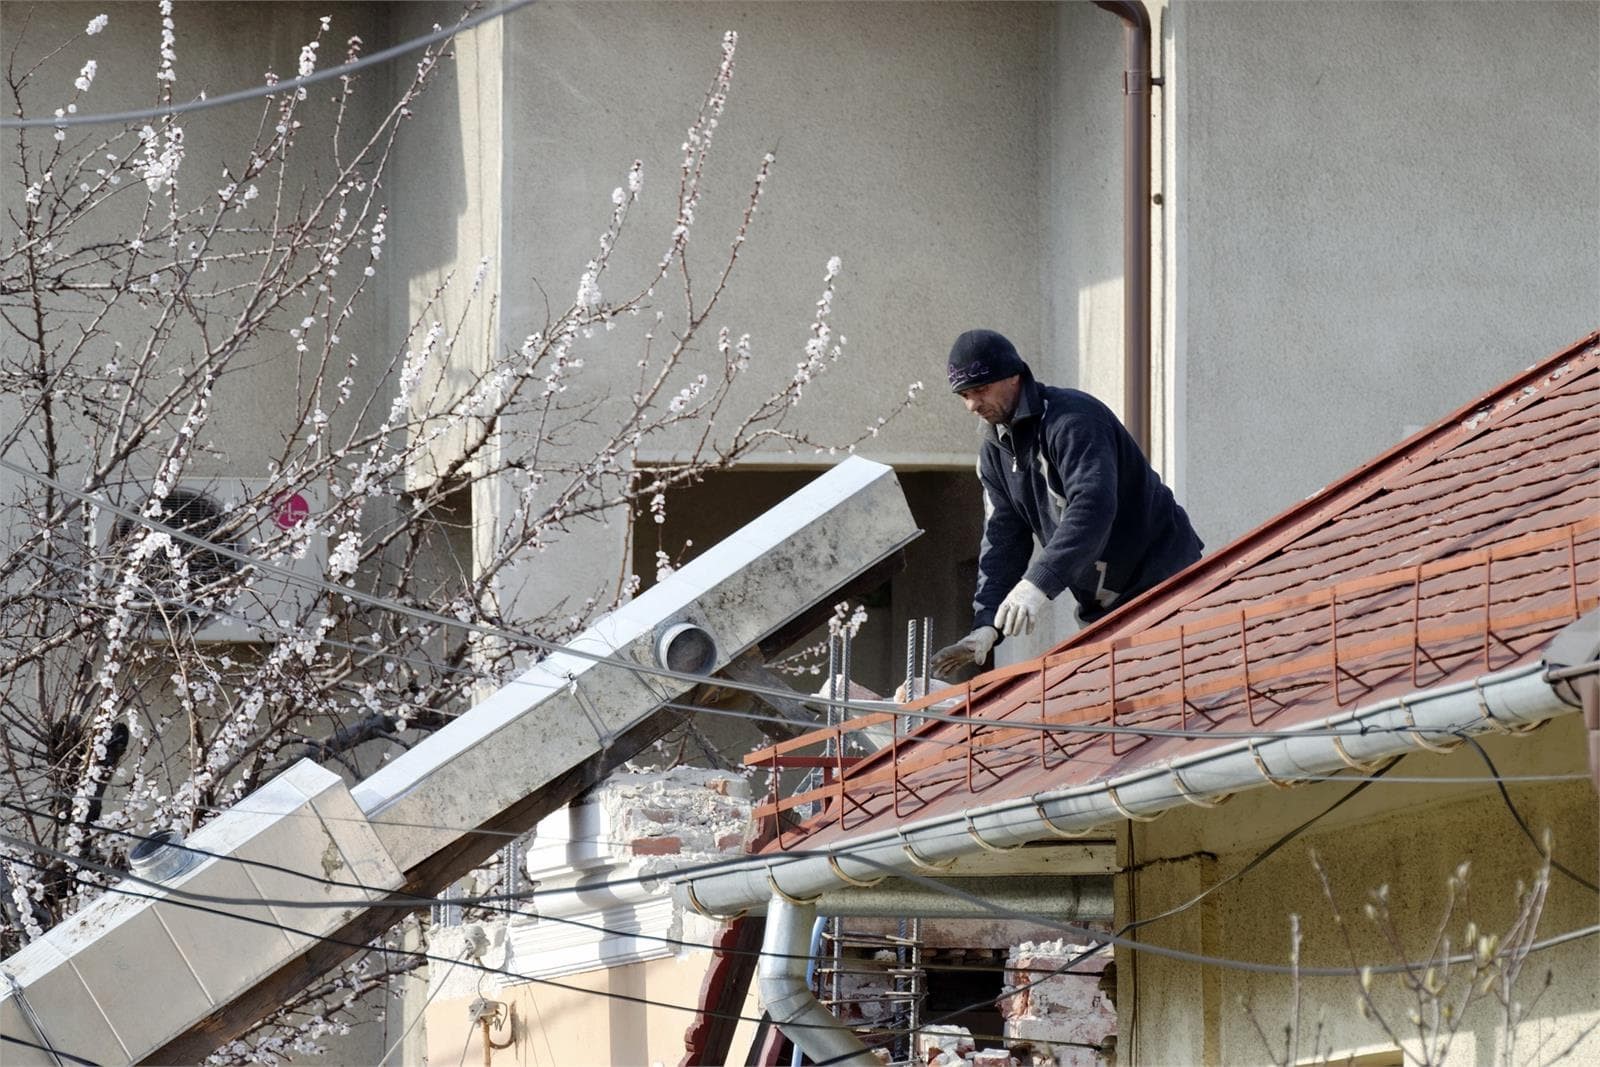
[91,477,327,642]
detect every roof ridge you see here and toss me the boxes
[1058,330,1600,649]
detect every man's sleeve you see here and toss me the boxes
[1024,414,1119,601]
[973,452,1033,632]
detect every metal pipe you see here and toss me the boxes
[793,917,828,1067]
[757,894,877,1067]
[905,618,919,704]
[813,876,1114,919]
[676,662,1568,914]
[920,616,934,698]
[1093,0,1154,456]
[1543,608,1599,791]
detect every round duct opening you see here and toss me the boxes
[656,622,717,676]
[128,829,199,884]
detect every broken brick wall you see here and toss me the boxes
[1000,939,1116,1066]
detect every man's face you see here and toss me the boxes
[958,375,1022,425]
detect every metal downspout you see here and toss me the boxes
[1093,0,1155,455]
[757,895,876,1067]
[792,918,828,1067]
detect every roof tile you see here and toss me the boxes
[754,333,1600,850]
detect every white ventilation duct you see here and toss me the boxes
[1,457,920,1065]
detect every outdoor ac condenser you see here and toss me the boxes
[90,477,327,643]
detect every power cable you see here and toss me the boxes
[1119,756,1401,937]
[825,758,1404,1063]
[6,711,1594,920]
[837,850,1600,976]
[4,796,1111,975]
[870,742,1599,1059]
[6,826,1597,1064]
[0,1033,98,1067]
[1459,733,1600,893]
[0,476,1507,749]
[0,1,539,130]
[3,822,1595,982]
[0,851,890,1041]
[8,843,1600,1067]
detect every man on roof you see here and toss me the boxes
[931,328,1204,676]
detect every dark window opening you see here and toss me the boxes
[632,466,983,697]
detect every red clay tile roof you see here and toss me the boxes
[751,330,1600,851]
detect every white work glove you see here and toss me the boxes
[930,626,999,676]
[995,578,1048,637]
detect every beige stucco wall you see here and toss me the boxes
[1119,715,1600,1064]
[1171,0,1600,549]
[425,950,756,1067]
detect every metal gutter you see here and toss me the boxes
[674,662,1569,915]
[813,876,1113,920]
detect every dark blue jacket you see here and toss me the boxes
[974,374,1203,630]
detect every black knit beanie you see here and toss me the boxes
[947,329,1027,393]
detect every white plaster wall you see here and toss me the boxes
[1016,0,1142,662]
[480,1,1052,620]
[497,1,1046,465]
[1121,718,1600,1064]
[387,1,504,493]
[0,7,416,1065]
[1042,2,1130,409]
[425,951,760,1067]
[1173,0,1600,549]
[0,1,396,482]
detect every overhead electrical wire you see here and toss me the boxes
[3,822,1594,982]
[0,853,824,1052]
[1460,733,1600,893]
[0,797,1084,978]
[6,844,1597,1067]
[0,844,1106,1067]
[0,1033,98,1067]
[18,705,1595,927]
[0,0,540,130]
[0,848,1115,1059]
[815,758,1405,1063]
[0,460,1534,751]
[7,776,1597,1062]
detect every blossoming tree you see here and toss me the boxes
[0,4,918,1060]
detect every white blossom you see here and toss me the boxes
[327,533,360,579]
[157,2,178,84]
[75,60,97,93]
[575,262,601,309]
[85,13,109,35]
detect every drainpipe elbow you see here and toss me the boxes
[756,895,877,1067]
